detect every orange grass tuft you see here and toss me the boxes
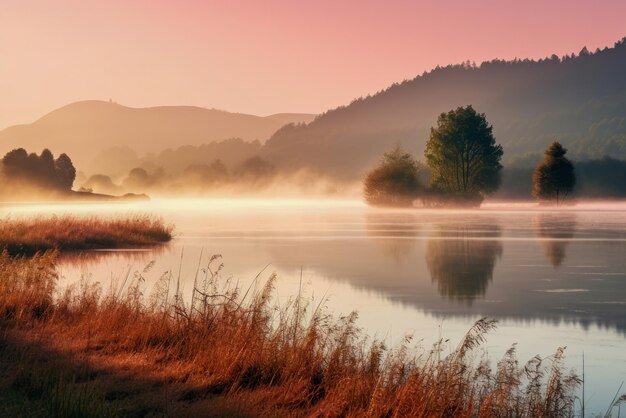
[0,252,589,417]
[0,214,173,255]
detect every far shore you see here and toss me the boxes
[0,214,172,256]
[0,190,149,205]
[1,194,626,212]
[70,190,150,201]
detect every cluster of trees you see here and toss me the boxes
[82,156,279,195]
[364,106,577,207]
[364,106,503,207]
[88,138,263,178]
[1,148,76,191]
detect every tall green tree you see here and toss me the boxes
[363,145,422,207]
[532,142,576,205]
[424,106,503,203]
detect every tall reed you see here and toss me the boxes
[0,214,173,255]
[0,251,593,417]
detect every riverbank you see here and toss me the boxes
[0,251,583,417]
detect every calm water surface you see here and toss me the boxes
[3,199,626,414]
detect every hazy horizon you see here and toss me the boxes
[2,0,625,129]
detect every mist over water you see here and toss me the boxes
[2,198,626,413]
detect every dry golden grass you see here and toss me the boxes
[0,251,591,417]
[0,215,172,255]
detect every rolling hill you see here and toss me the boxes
[0,101,315,168]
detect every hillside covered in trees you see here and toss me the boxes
[261,38,626,178]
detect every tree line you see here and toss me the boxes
[364,105,576,207]
[1,148,76,192]
[81,155,280,195]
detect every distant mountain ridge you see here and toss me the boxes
[261,38,626,178]
[2,38,625,181]
[0,100,315,167]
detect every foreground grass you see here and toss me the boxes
[0,252,588,417]
[0,215,172,255]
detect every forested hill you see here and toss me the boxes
[261,38,626,178]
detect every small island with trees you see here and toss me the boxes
[0,148,148,202]
[364,105,576,207]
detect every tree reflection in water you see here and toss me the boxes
[532,214,577,268]
[426,223,502,302]
[364,213,419,264]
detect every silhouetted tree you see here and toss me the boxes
[532,142,576,205]
[363,145,423,207]
[54,153,76,189]
[1,148,76,191]
[2,148,29,177]
[39,149,54,166]
[83,174,122,195]
[424,106,503,205]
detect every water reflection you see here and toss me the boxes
[35,202,626,337]
[57,246,166,268]
[55,246,169,291]
[364,213,419,264]
[532,214,577,267]
[425,223,503,302]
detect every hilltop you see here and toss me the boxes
[0,100,315,168]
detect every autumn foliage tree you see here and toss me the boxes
[532,142,576,205]
[363,145,423,207]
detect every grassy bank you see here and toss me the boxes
[0,215,172,255]
[0,251,591,417]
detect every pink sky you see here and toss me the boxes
[1,0,625,128]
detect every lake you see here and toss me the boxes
[3,198,626,414]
